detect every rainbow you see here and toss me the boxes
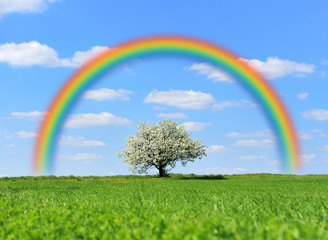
[34,36,301,174]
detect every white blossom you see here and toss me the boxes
[117,120,207,177]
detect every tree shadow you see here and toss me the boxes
[168,173,226,180]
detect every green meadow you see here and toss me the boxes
[1,174,328,239]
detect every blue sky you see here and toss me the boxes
[1,0,328,176]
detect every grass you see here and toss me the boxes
[0,174,328,239]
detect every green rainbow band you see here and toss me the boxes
[34,36,301,174]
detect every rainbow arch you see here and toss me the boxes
[34,36,301,174]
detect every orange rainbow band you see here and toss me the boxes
[34,36,301,174]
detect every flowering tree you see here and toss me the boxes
[117,120,207,177]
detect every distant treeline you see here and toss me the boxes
[1,173,328,181]
[0,173,225,181]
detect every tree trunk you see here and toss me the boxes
[159,165,165,177]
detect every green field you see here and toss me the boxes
[1,174,328,239]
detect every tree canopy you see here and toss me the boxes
[117,120,207,177]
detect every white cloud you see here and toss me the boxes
[11,111,46,120]
[5,144,15,148]
[225,129,273,138]
[212,100,241,111]
[301,109,328,121]
[188,57,315,82]
[311,129,326,138]
[188,63,234,83]
[64,112,131,128]
[156,112,188,119]
[68,46,110,67]
[240,155,267,160]
[207,145,227,153]
[0,0,59,16]
[312,129,323,133]
[0,116,11,120]
[299,132,313,140]
[4,134,14,140]
[83,88,133,101]
[324,145,328,151]
[267,160,280,166]
[144,89,215,109]
[234,139,260,146]
[301,154,315,163]
[212,100,254,111]
[153,106,166,111]
[182,122,211,131]
[0,131,14,140]
[231,168,247,174]
[16,131,37,138]
[261,139,275,144]
[297,92,308,100]
[243,57,315,79]
[0,41,109,67]
[59,153,103,161]
[59,136,106,147]
[0,42,70,67]
[234,139,274,147]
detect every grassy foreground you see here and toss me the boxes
[1,174,328,239]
